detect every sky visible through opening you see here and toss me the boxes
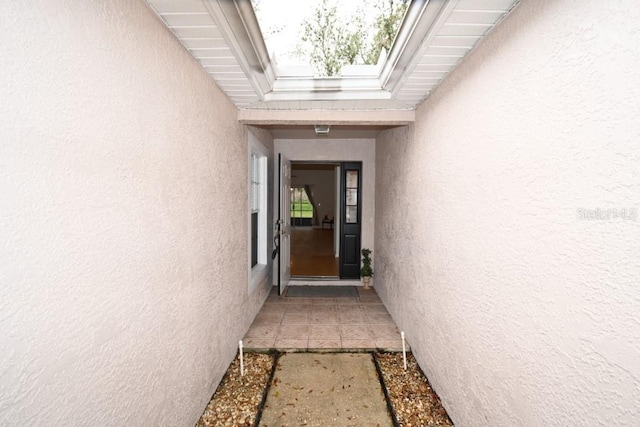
[253,0,400,71]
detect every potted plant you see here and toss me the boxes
[360,248,373,289]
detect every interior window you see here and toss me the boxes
[290,187,313,226]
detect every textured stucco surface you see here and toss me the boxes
[0,1,271,425]
[275,139,376,254]
[374,1,640,426]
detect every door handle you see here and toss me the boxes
[272,224,280,260]
[272,234,280,260]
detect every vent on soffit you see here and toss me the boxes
[314,125,330,136]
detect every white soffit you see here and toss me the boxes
[391,0,521,104]
[145,0,519,111]
[144,0,264,107]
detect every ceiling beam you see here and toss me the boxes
[238,109,415,126]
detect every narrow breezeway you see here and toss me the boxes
[3,1,639,426]
[243,287,407,351]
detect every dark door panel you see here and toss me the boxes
[343,234,360,264]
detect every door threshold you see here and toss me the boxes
[292,276,340,281]
[289,278,361,286]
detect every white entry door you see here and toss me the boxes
[277,153,291,295]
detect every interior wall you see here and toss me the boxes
[0,1,271,425]
[291,169,336,223]
[374,1,640,426]
[276,139,376,256]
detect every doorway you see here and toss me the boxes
[290,163,339,278]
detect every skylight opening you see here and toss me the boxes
[252,0,409,77]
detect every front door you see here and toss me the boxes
[339,162,362,279]
[277,154,292,295]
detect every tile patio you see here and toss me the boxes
[243,286,408,351]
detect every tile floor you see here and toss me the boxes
[243,286,408,351]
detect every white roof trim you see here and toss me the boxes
[145,0,521,110]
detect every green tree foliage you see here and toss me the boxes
[296,0,364,76]
[296,0,408,76]
[365,0,409,65]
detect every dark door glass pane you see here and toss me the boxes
[251,212,258,267]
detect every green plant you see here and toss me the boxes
[294,0,409,76]
[360,248,373,277]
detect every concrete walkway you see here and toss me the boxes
[259,353,392,426]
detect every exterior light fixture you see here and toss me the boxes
[314,125,330,136]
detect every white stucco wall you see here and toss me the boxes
[275,139,376,254]
[0,1,271,425]
[375,1,640,426]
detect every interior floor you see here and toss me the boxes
[243,287,407,351]
[290,227,339,277]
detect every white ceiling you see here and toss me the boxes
[145,0,520,114]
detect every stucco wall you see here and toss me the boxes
[275,139,376,254]
[375,1,640,426]
[0,1,270,425]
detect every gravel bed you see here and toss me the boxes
[196,351,452,427]
[196,353,274,427]
[376,352,453,426]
